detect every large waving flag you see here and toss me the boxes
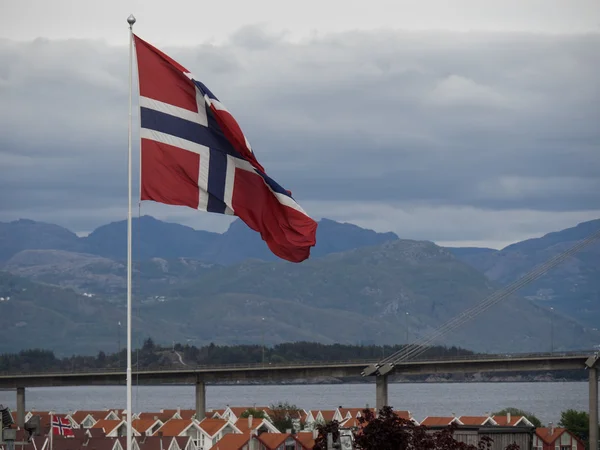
[133,35,318,263]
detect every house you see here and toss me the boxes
[220,407,272,424]
[314,410,338,425]
[458,416,497,426]
[92,419,141,437]
[130,435,196,450]
[337,407,364,421]
[533,427,585,450]
[208,433,252,450]
[132,418,164,436]
[254,433,312,450]
[137,411,175,423]
[235,415,280,435]
[420,416,464,426]
[393,410,419,425]
[422,422,535,450]
[34,435,125,450]
[209,409,227,419]
[153,418,205,449]
[299,411,316,430]
[492,413,535,427]
[293,432,316,450]
[197,418,243,450]
[68,410,112,428]
[172,436,198,450]
[162,409,197,420]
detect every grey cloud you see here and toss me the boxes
[0,30,599,242]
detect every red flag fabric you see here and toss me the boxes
[133,35,318,263]
[52,416,74,437]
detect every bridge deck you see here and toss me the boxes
[0,352,592,388]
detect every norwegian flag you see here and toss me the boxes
[133,35,318,263]
[52,416,74,437]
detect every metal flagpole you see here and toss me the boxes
[49,410,53,450]
[126,13,136,450]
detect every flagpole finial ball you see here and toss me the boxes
[127,14,136,26]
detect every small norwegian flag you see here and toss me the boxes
[52,416,74,437]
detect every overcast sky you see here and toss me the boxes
[0,0,599,249]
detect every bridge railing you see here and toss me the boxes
[390,350,593,365]
[0,350,593,377]
[0,358,381,377]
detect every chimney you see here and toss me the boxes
[312,429,318,439]
[248,414,253,430]
[507,412,511,424]
[286,428,292,434]
[549,422,554,435]
[177,407,181,415]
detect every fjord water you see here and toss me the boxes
[1,382,596,425]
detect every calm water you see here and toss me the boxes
[1,382,597,425]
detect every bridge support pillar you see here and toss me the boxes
[16,387,25,428]
[590,367,598,450]
[375,375,388,412]
[195,380,206,421]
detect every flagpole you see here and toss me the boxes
[126,13,136,450]
[49,410,53,450]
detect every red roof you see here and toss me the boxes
[133,418,161,434]
[338,408,363,419]
[294,432,316,449]
[458,416,493,426]
[318,410,337,422]
[91,419,122,435]
[154,419,195,437]
[210,409,226,418]
[535,427,580,445]
[493,415,526,426]
[198,418,230,436]
[209,433,251,450]
[137,412,173,422]
[393,410,411,420]
[70,410,108,424]
[420,416,459,426]
[235,417,272,433]
[257,433,292,449]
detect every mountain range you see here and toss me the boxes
[1,216,599,355]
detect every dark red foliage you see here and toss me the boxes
[314,406,519,450]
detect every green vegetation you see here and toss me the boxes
[559,409,599,448]
[0,339,473,373]
[268,402,302,433]
[240,408,267,420]
[314,406,521,450]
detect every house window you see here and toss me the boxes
[193,439,200,449]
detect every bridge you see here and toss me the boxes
[2,351,598,449]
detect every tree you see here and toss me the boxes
[269,402,302,433]
[240,408,267,420]
[314,407,518,450]
[142,338,155,351]
[559,409,590,443]
[492,407,542,428]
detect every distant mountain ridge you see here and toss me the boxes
[0,216,399,264]
[448,219,600,328]
[1,216,599,355]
